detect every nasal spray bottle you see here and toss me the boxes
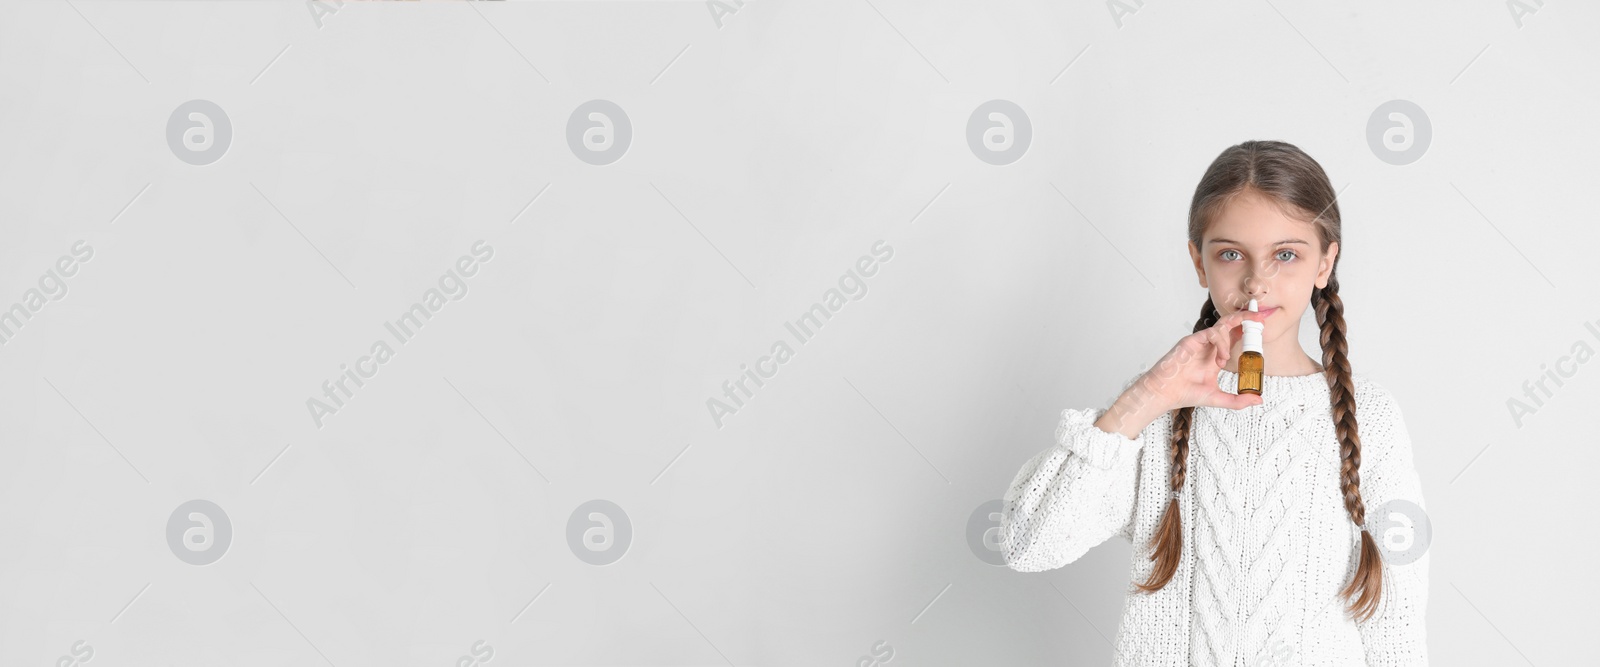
[1237,298,1265,396]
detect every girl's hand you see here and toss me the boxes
[1094,307,1272,439]
[1135,307,1271,413]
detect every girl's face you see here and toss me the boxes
[1186,188,1339,339]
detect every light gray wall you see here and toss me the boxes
[0,1,1593,665]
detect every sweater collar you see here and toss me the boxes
[1215,368,1331,408]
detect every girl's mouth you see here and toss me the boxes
[1257,306,1279,317]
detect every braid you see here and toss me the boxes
[1134,296,1217,593]
[1315,274,1384,622]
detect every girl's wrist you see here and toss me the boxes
[1097,387,1167,440]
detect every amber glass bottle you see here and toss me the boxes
[1238,298,1264,396]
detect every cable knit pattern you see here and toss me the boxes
[1001,369,1429,666]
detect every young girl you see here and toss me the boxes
[1000,140,1429,666]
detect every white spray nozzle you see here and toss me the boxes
[1242,299,1264,353]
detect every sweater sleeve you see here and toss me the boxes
[999,405,1146,573]
[1355,384,1431,666]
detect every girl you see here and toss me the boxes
[1000,140,1428,666]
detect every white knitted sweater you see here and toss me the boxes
[1001,369,1429,666]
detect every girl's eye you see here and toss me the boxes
[1219,249,1297,262]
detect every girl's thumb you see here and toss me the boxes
[1219,389,1263,410]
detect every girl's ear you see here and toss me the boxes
[1316,241,1339,288]
[1188,241,1208,288]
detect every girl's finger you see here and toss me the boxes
[1213,307,1268,333]
[1213,324,1235,358]
[1212,309,1248,332]
[1213,388,1263,410]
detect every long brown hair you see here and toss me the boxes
[1131,140,1383,623]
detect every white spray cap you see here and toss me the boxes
[1241,298,1264,354]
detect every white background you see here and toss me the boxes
[0,0,1594,665]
